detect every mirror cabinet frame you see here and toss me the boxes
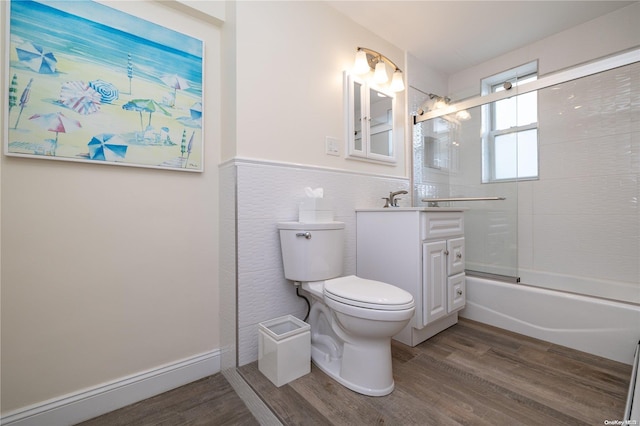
[344,72,397,164]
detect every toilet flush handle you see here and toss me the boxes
[296,232,312,239]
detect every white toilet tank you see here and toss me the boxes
[277,221,345,282]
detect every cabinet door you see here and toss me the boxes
[345,72,396,164]
[447,273,466,313]
[422,241,447,326]
[447,237,465,275]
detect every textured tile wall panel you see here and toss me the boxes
[235,160,409,365]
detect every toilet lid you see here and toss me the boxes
[324,276,414,311]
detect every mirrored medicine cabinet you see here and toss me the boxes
[344,72,397,164]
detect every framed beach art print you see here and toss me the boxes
[4,0,204,172]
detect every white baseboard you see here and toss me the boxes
[1,350,221,426]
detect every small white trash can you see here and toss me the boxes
[258,315,311,387]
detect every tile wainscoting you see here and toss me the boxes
[220,158,410,366]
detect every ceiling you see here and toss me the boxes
[327,1,635,75]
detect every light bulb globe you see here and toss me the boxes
[374,61,388,84]
[390,70,405,92]
[353,50,371,75]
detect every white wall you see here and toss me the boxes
[233,1,407,176]
[1,0,221,416]
[448,2,640,99]
[407,52,448,102]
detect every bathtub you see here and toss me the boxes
[461,276,640,364]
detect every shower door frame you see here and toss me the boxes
[414,47,639,124]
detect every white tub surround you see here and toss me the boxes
[519,269,640,305]
[462,276,640,364]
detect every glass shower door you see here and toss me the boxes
[412,97,520,281]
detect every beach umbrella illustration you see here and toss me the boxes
[161,74,190,93]
[14,78,33,129]
[184,130,195,168]
[127,53,133,94]
[60,81,101,115]
[122,99,171,131]
[9,74,18,113]
[16,42,57,74]
[29,112,81,155]
[88,80,119,104]
[29,112,81,143]
[189,102,202,120]
[180,129,186,157]
[161,74,189,107]
[88,133,128,162]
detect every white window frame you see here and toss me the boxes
[481,61,539,183]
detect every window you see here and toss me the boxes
[482,62,538,182]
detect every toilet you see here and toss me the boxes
[277,221,415,396]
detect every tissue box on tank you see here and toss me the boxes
[299,198,333,223]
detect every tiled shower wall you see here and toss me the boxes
[518,62,639,293]
[221,159,410,366]
[412,61,639,302]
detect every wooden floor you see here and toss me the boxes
[77,319,632,426]
[239,318,632,425]
[77,374,259,426]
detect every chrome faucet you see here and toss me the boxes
[383,190,408,208]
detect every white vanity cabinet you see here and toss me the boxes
[356,208,465,346]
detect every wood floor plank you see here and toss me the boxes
[514,344,630,396]
[442,344,626,423]
[548,343,633,379]
[419,320,630,424]
[77,375,258,426]
[402,349,583,425]
[238,362,331,425]
[392,353,511,425]
[79,319,632,426]
[240,318,632,426]
[246,358,460,425]
[287,366,392,425]
[447,319,553,354]
[510,357,627,421]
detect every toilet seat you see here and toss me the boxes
[324,275,414,311]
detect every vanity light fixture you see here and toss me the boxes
[416,93,470,120]
[353,47,405,92]
[416,93,450,115]
[455,110,471,121]
[432,95,450,110]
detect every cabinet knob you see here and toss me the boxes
[456,253,462,259]
[444,250,449,255]
[456,289,463,296]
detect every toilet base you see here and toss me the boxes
[310,342,395,397]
